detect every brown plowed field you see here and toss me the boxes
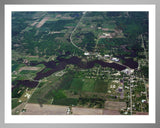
[104,101,127,110]
[72,107,103,115]
[103,109,120,115]
[20,103,68,115]
[20,103,126,115]
[19,67,40,72]
[36,17,49,28]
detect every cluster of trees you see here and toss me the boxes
[77,32,96,52]
[12,12,36,36]
[42,19,76,31]
[116,12,148,39]
[78,97,105,108]
[12,12,85,57]
[12,84,27,98]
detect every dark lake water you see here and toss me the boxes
[12,80,39,90]
[122,58,138,69]
[32,56,127,80]
[115,55,138,69]
[13,56,138,89]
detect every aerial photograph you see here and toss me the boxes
[11,11,149,115]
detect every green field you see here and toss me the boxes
[28,79,59,104]
[59,72,74,90]
[70,78,83,91]
[28,85,51,104]
[28,75,61,104]
[12,98,21,109]
[82,79,95,92]
[53,98,78,106]
[94,80,109,93]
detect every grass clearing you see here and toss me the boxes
[12,63,26,72]
[20,70,38,74]
[82,79,95,92]
[29,75,60,104]
[70,78,83,91]
[102,24,116,29]
[12,98,22,109]
[28,86,52,104]
[59,72,74,90]
[19,88,35,102]
[94,80,109,93]
[53,98,78,106]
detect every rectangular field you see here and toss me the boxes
[82,79,95,92]
[104,101,127,110]
[20,103,68,115]
[72,107,103,115]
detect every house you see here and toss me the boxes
[103,33,110,37]
[104,54,110,59]
[111,57,119,62]
[142,99,146,103]
[66,107,71,115]
[108,90,111,93]
[125,86,129,89]
[122,68,134,75]
[84,52,89,55]
[124,111,128,115]
[118,87,123,92]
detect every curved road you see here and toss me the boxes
[69,12,87,52]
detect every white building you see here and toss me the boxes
[84,52,90,55]
[104,55,110,57]
[103,33,110,37]
[142,99,146,103]
[122,68,134,75]
[111,57,119,62]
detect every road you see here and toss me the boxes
[142,75,148,102]
[141,34,148,102]
[141,34,148,61]
[69,12,136,72]
[12,80,42,114]
[69,11,87,52]
[130,82,132,115]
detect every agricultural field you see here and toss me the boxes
[12,11,149,115]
